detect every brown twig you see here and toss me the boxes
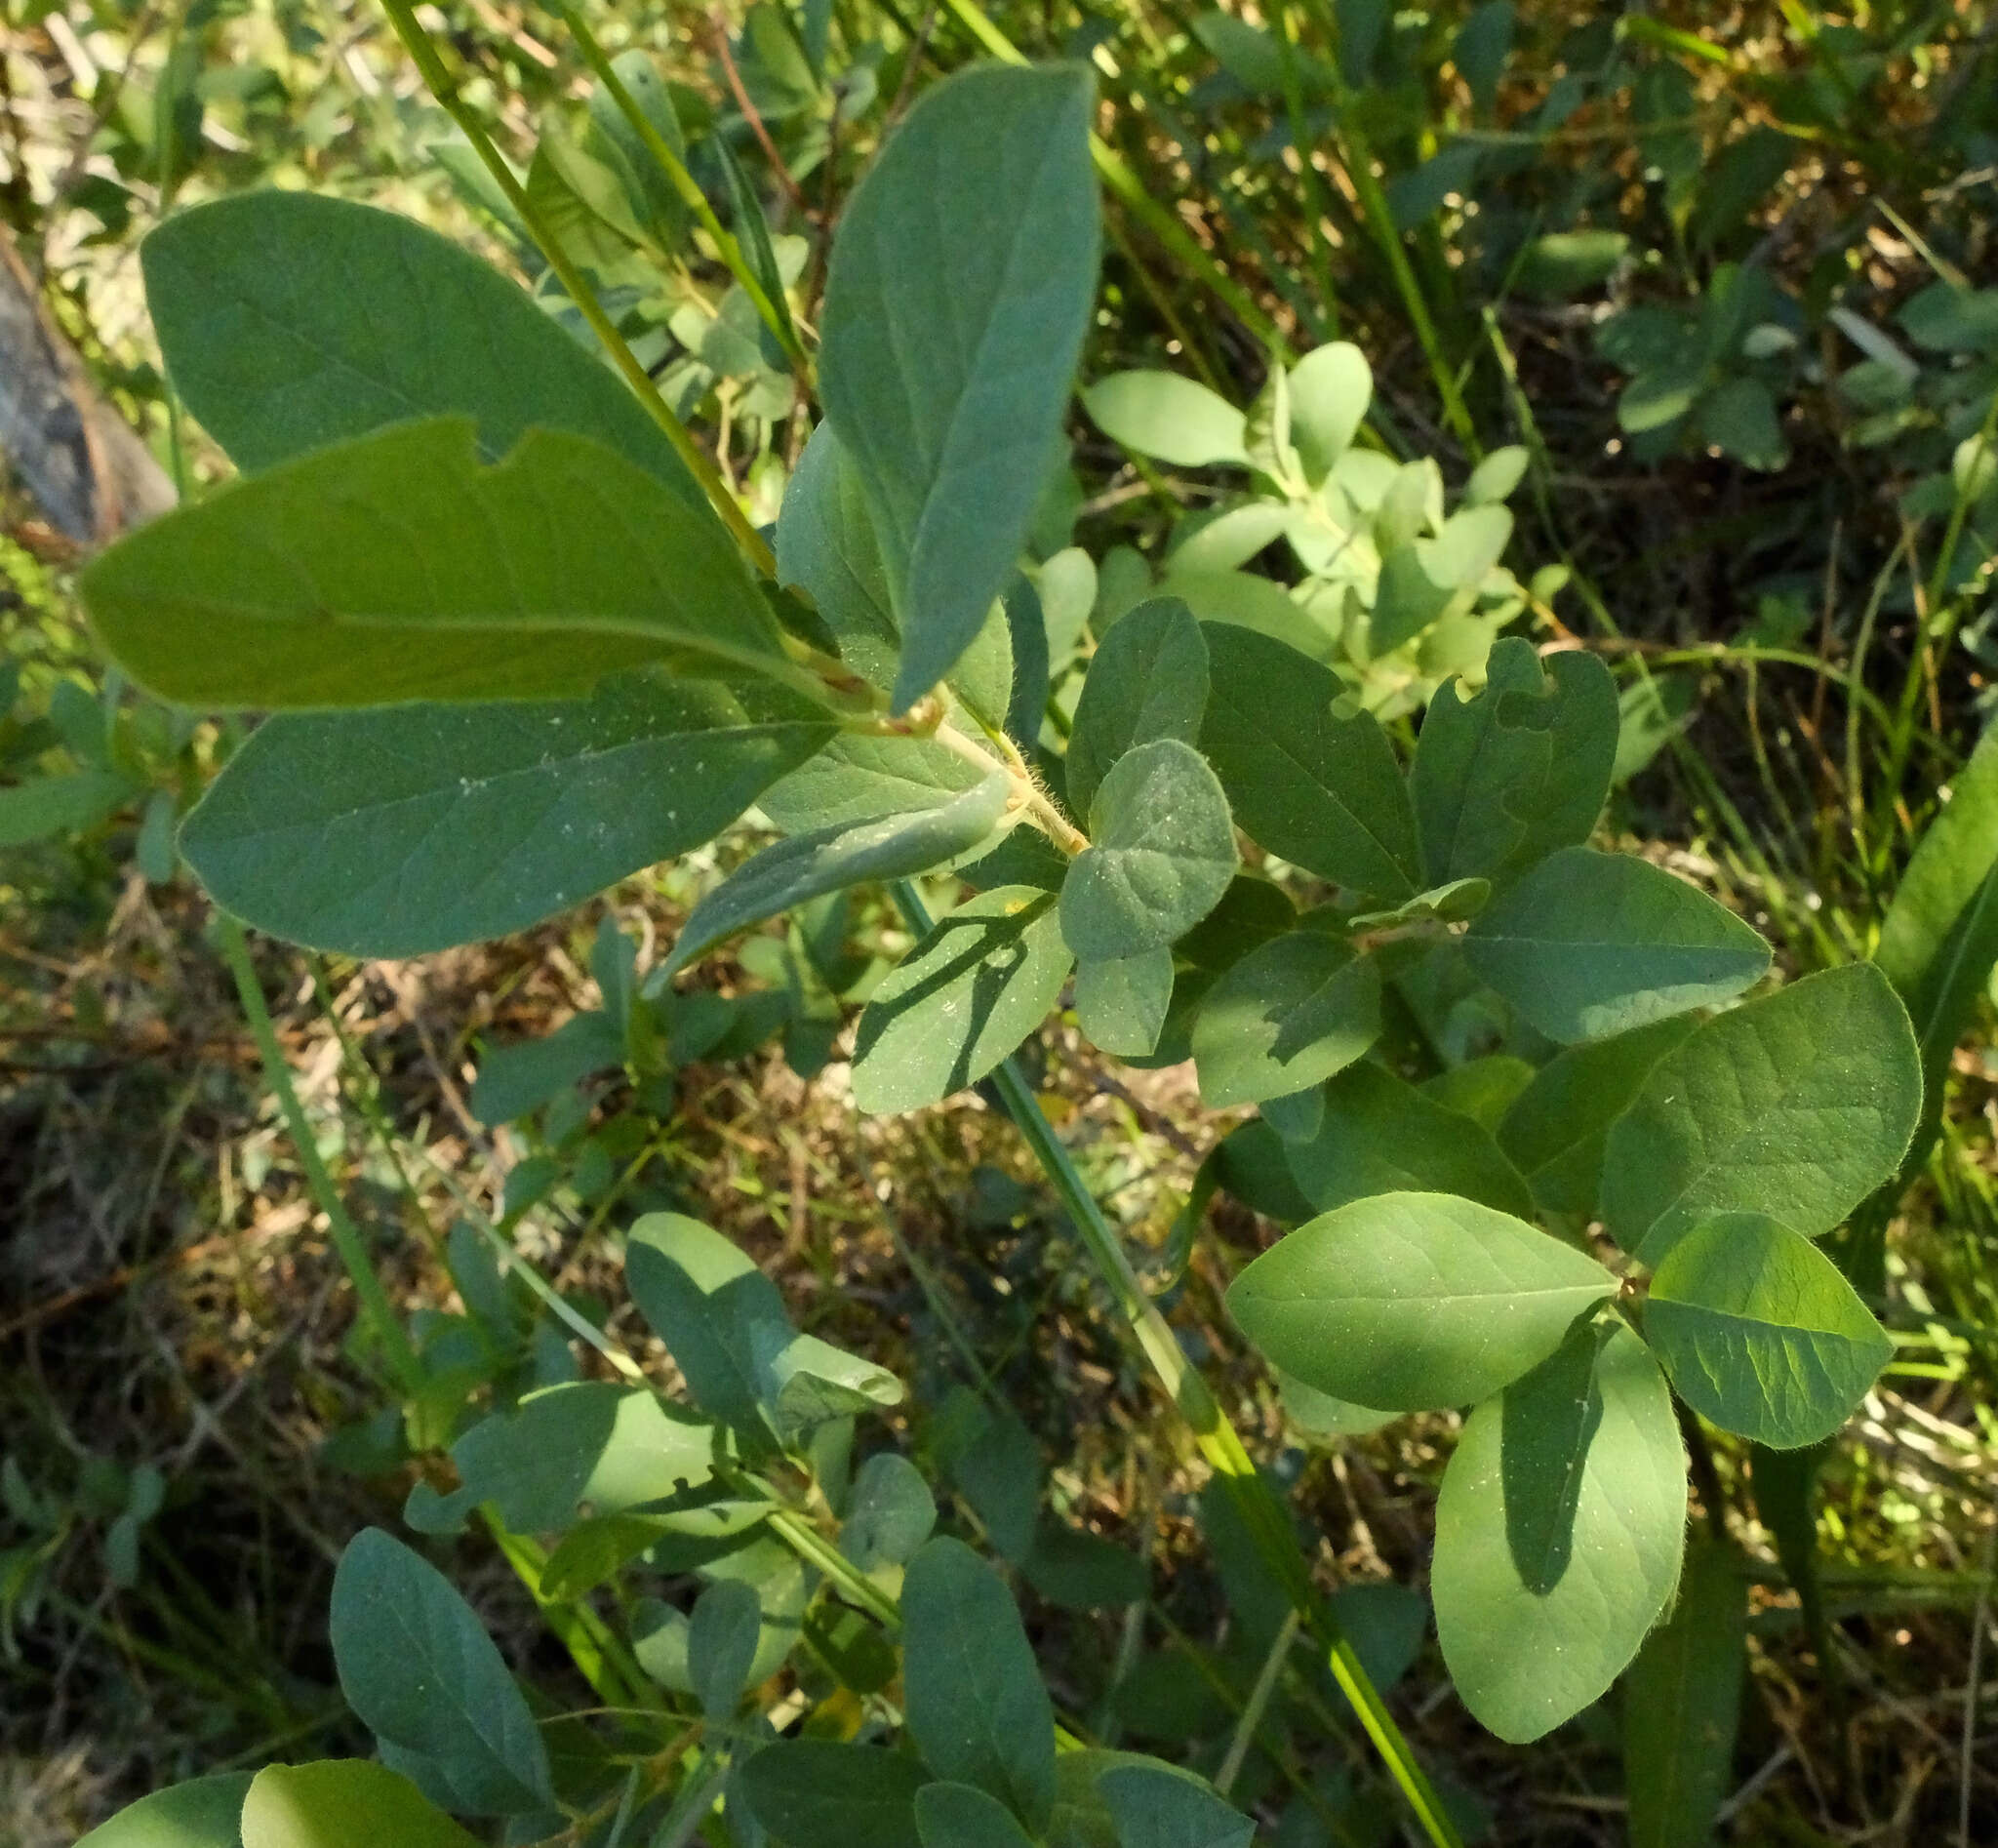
[708,10,811,221]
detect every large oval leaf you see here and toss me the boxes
[1062,597,1209,823]
[1644,1212,1893,1449]
[84,419,788,709]
[238,1761,480,1848]
[1225,1190,1616,1410]
[142,190,706,505]
[1432,1321,1687,1743]
[1464,847,1770,1044]
[1601,963,1923,1264]
[821,64,1099,710]
[180,673,833,956]
[76,1774,253,1848]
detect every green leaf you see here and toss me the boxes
[1083,371,1249,468]
[1623,1541,1748,1848]
[1286,343,1372,485]
[329,1529,555,1815]
[690,1578,763,1715]
[1601,964,1923,1264]
[1432,1321,1688,1743]
[0,768,138,846]
[84,419,787,710]
[238,1762,480,1848]
[840,1453,938,1573]
[1199,624,1419,899]
[1700,376,1785,470]
[1226,1189,1616,1410]
[759,733,989,832]
[821,64,1099,710]
[1464,847,1771,1043]
[142,192,703,505]
[626,1213,899,1439]
[1285,1063,1537,1218]
[1060,741,1237,960]
[467,1010,624,1127]
[1188,924,1380,1106]
[667,770,1012,974]
[901,1538,1057,1830]
[1020,1522,1148,1611]
[1075,947,1177,1058]
[852,886,1073,1112]
[418,1381,717,1534]
[915,1783,1039,1848]
[1875,721,1998,1175]
[1063,598,1209,823]
[740,1741,926,1848]
[1645,1212,1893,1448]
[1410,637,1618,888]
[587,52,689,250]
[180,673,832,957]
[76,1774,253,1848]
[1097,1763,1254,1848]
[1497,1017,1696,1216]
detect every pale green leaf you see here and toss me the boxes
[667,771,1012,974]
[1464,847,1771,1043]
[1623,1541,1747,1848]
[758,733,989,832]
[1645,1212,1893,1449]
[1285,1062,1537,1218]
[1225,1190,1616,1410]
[329,1529,555,1815]
[901,1538,1057,1830]
[852,886,1073,1112]
[740,1742,926,1848]
[1199,624,1419,898]
[1286,343,1372,484]
[181,674,831,957]
[1432,1321,1687,1743]
[1601,964,1923,1264]
[1075,947,1176,1058]
[821,65,1099,710]
[238,1762,480,1848]
[1084,371,1248,468]
[1497,1017,1696,1215]
[1188,925,1380,1106]
[1063,598,1208,822]
[76,1774,253,1848]
[916,1783,1038,1848]
[84,419,787,709]
[1059,741,1237,960]
[140,191,705,504]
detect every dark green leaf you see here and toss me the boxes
[1623,1541,1748,1848]
[0,768,138,846]
[840,1453,938,1573]
[1464,847,1771,1043]
[1285,1062,1537,1218]
[1497,1017,1696,1215]
[666,772,1012,974]
[142,191,703,504]
[1601,965,1922,1264]
[1188,925,1380,1106]
[740,1741,926,1848]
[915,1782,1039,1848]
[1064,598,1209,823]
[85,419,788,709]
[1226,1189,1615,1409]
[1645,1212,1893,1448]
[238,1761,481,1848]
[329,1529,555,1815]
[901,1538,1056,1829]
[1075,947,1176,1058]
[182,673,831,957]
[1200,624,1419,898]
[821,65,1099,710]
[1097,1763,1254,1848]
[1410,637,1617,888]
[1060,741,1237,960]
[690,1578,763,1716]
[852,887,1073,1112]
[1432,1322,1687,1743]
[1020,1522,1147,1611]
[468,1011,624,1127]
[76,1774,253,1848]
